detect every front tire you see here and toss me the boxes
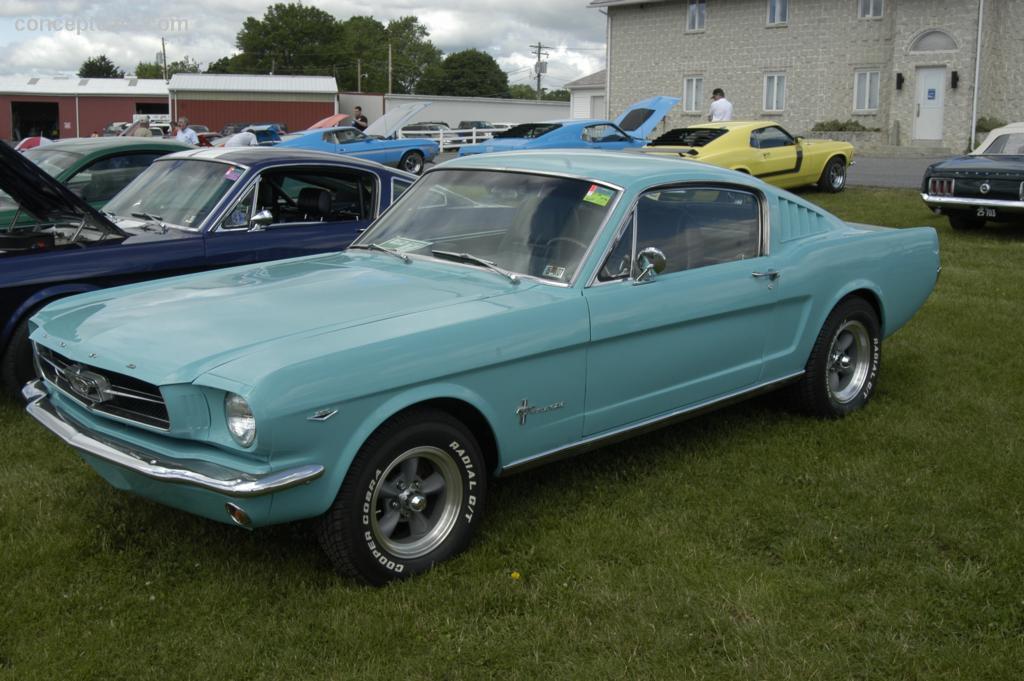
[948,212,985,231]
[817,156,847,193]
[1,317,35,401]
[398,150,425,175]
[791,297,881,418]
[317,408,486,585]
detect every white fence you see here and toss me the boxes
[398,126,507,150]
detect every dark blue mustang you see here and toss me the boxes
[0,144,418,396]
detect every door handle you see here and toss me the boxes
[752,270,780,281]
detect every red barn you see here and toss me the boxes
[0,76,169,141]
[168,74,338,134]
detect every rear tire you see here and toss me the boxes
[948,212,985,230]
[399,151,425,175]
[817,156,847,193]
[790,297,880,418]
[317,408,486,585]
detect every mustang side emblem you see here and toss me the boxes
[980,182,991,195]
[515,399,565,426]
[64,364,113,404]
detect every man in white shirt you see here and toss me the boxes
[175,117,199,145]
[708,88,733,122]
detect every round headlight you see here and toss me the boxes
[225,393,256,448]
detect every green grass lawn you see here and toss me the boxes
[1,188,1022,680]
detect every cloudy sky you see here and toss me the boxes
[0,1,607,89]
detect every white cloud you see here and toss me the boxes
[0,0,606,82]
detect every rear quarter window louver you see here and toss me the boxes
[777,198,829,242]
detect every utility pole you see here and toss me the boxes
[161,37,168,81]
[530,42,552,100]
[357,58,362,93]
[388,43,393,94]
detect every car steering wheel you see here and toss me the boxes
[543,236,589,260]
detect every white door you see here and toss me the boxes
[914,67,945,140]
[590,95,606,119]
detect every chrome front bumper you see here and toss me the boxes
[23,380,324,498]
[921,193,1024,213]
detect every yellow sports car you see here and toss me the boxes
[641,121,854,192]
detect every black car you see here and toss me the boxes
[921,123,1024,230]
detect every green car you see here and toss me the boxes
[1,137,192,224]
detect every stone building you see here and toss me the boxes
[589,0,1023,152]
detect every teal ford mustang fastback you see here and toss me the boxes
[24,150,940,584]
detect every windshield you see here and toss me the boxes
[354,169,618,284]
[495,123,561,139]
[104,159,245,230]
[980,132,1024,155]
[21,148,83,177]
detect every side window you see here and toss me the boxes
[322,132,339,144]
[584,124,630,144]
[751,126,794,149]
[220,186,255,230]
[633,187,761,275]
[68,152,163,203]
[392,178,413,199]
[254,168,378,226]
[597,214,635,282]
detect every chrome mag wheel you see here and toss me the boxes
[826,319,871,404]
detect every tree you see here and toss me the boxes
[508,84,538,99]
[134,56,201,79]
[418,49,508,98]
[384,16,443,94]
[78,55,124,79]
[543,88,570,102]
[234,3,342,75]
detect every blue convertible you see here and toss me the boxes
[277,102,439,174]
[25,151,939,584]
[0,143,416,396]
[458,96,679,156]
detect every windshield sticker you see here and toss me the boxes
[583,184,614,207]
[224,167,243,181]
[542,264,567,280]
[377,236,432,253]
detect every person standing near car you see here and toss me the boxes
[175,117,199,145]
[130,116,153,137]
[708,88,733,122]
[353,106,369,131]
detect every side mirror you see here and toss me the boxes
[249,208,274,231]
[634,246,667,284]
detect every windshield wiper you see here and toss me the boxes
[352,242,411,263]
[431,250,519,284]
[130,211,167,232]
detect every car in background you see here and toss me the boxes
[0,144,417,396]
[1,137,191,224]
[920,121,1024,230]
[457,96,679,156]
[22,150,939,584]
[197,132,224,147]
[640,121,855,193]
[453,121,500,145]
[279,102,439,174]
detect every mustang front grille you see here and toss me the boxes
[35,345,170,430]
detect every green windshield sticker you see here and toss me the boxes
[583,184,613,207]
[377,236,432,253]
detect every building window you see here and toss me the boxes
[767,0,788,25]
[859,0,883,18]
[683,76,704,112]
[854,70,880,111]
[910,30,958,52]
[687,0,706,31]
[763,73,786,111]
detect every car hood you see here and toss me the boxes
[365,102,433,138]
[0,141,125,237]
[31,251,530,386]
[613,96,681,140]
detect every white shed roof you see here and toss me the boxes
[168,74,337,94]
[0,76,168,97]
